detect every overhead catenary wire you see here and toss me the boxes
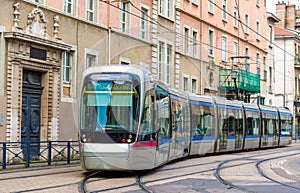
[99,0,295,69]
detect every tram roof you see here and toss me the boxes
[214,97,243,107]
[82,65,151,79]
[168,87,189,100]
[188,93,214,104]
[259,104,278,112]
[277,106,292,115]
[243,102,259,110]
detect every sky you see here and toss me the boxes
[267,0,298,14]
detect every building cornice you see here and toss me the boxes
[4,32,71,51]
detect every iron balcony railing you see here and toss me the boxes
[0,141,80,169]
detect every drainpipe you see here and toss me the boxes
[284,37,286,107]
[108,1,111,65]
[108,27,111,65]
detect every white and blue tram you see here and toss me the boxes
[79,65,292,171]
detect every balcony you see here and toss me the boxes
[219,68,260,93]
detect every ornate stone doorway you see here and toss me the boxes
[21,70,43,160]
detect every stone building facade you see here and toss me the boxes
[0,0,272,143]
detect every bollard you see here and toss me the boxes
[67,141,71,164]
[2,143,6,169]
[48,141,52,166]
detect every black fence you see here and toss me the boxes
[0,141,80,169]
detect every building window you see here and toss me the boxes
[268,25,273,46]
[256,21,260,40]
[192,30,198,58]
[159,0,174,19]
[256,52,260,75]
[256,0,260,6]
[158,42,163,80]
[263,56,267,80]
[269,66,273,92]
[166,45,172,84]
[86,54,96,68]
[85,48,98,68]
[245,14,249,34]
[245,47,249,71]
[30,0,44,4]
[208,0,214,14]
[63,52,71,83]
[184,27,189,55]
[222,36,227,61]
[233,6,238,28]
[140,6,148,40]
[222,0,227,21]
[192,78,197,93]
[120,2,130,33]
[62,51,73,97]
[86,0,96,22]
[208,29,214,56]
[64,0,76,15]
[183,77,188,91]
[233,41,238,63]
[158,41,173,84]
[192,0,199,6]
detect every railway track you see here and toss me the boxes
[1,143,299,193]
[215,150,300,193]
[78,170,150,193]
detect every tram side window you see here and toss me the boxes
[246,111,259,135]
[219,107,228,136]
[171,98,184,134]
[263,114,278,136]
[235,110,243,136]
[226,109,237,136]
[156,89,169,136]
[182,102,190,135]
[139,93,155,141]
[172,99,180,132]
[273,117,279,135]
[194,105,213,136]
[220,108,242,137]
[281,116,292,135]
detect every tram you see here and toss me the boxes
[79,65,292,171]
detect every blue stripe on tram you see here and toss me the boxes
[192,136,215,141]
[244,135,260,139]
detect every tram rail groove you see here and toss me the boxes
[215,152,300,193]
[256,156,300,191]
[78,171,101,193]
[215,159,256,193]
[137,175,153,193]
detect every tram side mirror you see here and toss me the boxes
[152,131,157,140]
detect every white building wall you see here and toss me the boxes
[274,37,295,111]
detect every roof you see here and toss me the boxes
[274,26,296,36]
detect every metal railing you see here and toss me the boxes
[0,141,80,169]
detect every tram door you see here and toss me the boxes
[218,107,227,150]
[21,70,42,160]
[155,88,170,166]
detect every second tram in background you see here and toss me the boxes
[79,65,292,171]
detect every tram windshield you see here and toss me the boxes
[80,73,140,143]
